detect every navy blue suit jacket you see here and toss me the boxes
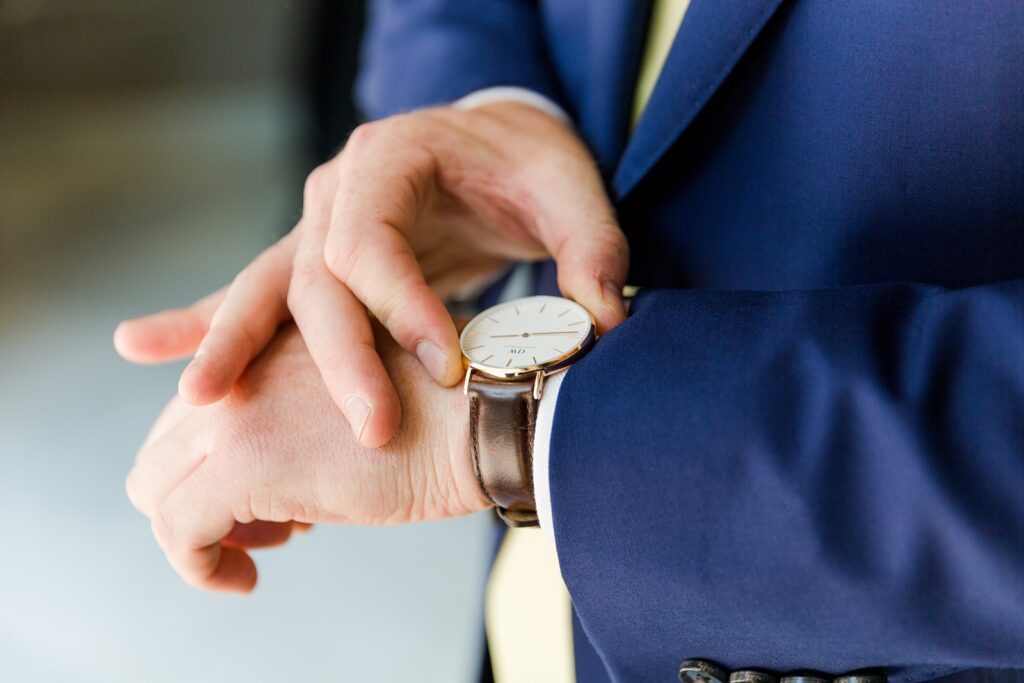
[355,1,1024,681]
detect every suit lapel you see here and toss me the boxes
[611,0,786,199]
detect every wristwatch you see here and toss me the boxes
[460,294,596,527]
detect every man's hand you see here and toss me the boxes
[114,102,629,448]
[125,324,489,593]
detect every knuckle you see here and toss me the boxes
[347,116,436,164]
[323,227,363,282]
[373,283,436,348]
[229,262,264,297]
[231,322,261,362]
[345,121,383,152]
[300,484,325,524]
[376,112,413,134]
[424,105,464,127]
[311,343,350,373]
[302,164,332,206]
[151,507,176,549]
[125,445,158,515]
[287,265,321,308]
[246,481,274,521]
[274,495,304,523]
[592,225,630,263]
[124,469,145,513]
[390,113,432,142]
[373,283,411,333]
[558,227,629,283]
[246,474,305,524]
[397,109,456,145]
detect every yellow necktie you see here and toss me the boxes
[632,0,693,127]
[486,3,690,681]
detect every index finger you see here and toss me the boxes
[286,163,403,448]
[322,120,462,387]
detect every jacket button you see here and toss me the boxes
[835,676,887,683]
[731,672,778,683]
[679,659,729,683]
[780,676,831,683]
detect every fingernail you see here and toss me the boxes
[601,280,626,318]
[416,340,448,383]
[343,394,372,443]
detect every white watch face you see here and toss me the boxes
[460,295,595,377]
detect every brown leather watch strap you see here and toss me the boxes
[467,373,539,527]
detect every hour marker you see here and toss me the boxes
[514,306,520,316]
[532,356,538,364]
[465,345,484,351]
[487,316,499,323]
[568,320,584,326]
[506,358,512,367]
[480,354,493,364]
[557,309,569,317]
[553,347,564,354]
[539,304,546,313]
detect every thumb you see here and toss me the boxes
[531,170,630,334]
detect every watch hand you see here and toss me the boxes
[489,331,580,338]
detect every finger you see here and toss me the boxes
[152,463,257,594]
[113,288,226,364]
[222,521,295,549]
[126,425,207,518]
[288,255,401,448]
[178,234,295,405]
[322,124,462,386]
[533,172,630,334]
[288,162,402,448]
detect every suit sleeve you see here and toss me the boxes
[355,0,567,119]
[549,281,1024,681]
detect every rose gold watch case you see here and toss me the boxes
[459,296,597,398]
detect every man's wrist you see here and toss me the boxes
[445,386,493,516]
[445,361,566,531]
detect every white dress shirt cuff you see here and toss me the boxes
[533,369,566,540]
[452,86,573,127]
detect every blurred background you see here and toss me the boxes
[0,2,492,681]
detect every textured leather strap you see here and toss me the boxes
[467,373,539,527]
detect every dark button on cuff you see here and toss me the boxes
[731,671,778,683]
[679,659,729,683]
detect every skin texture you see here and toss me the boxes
[114,102,628,449]
[124,324,490,594]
